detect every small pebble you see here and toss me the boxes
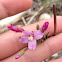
[39,13,51,20]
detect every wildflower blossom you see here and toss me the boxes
[8,22,49,50]
[19,30,44,50]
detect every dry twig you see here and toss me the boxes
[27,5,49,25]
[22,17,27,26]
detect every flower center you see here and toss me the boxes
[28,35,34,41]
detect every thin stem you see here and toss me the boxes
[53,3,56,36]
[24,47,28,51]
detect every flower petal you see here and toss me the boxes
[19,35,28,43]
[28,39,37,50]
[33,30,44,40]
[23,31,33,36]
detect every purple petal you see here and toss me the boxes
[28,39,37,50]
[19,35,28,43]
[23,31,33,36]
[42,22,49,32]
[33,30,44,40]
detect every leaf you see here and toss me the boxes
[37,38,44,44]
[20,51,24,56]
[43,32,49,40]
[45,32,49,39]
[37,24,40,30]
[37,39,41,44]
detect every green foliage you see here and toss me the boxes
[37,32,49,44]
[37,38,44,44]
[45,0,50,3]
[37,39,42,44]
[20,51,24,56]
[45,32,49,39]
[37,24,40,30]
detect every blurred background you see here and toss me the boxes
[0,0,62,34]
[0,0,62,61]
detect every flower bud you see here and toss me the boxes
[15,55,20,59]
[42,22,49,32]
[8,24,24,32]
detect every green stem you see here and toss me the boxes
[20,47,28,57]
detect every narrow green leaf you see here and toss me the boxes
[20,51,24,56]
[43,32,49,40]
[37,38,44,44]
[37,39,41,44]
[37,24,40,30]
[45,32,49,39]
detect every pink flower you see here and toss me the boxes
[19,30,44,50]
[15,55,20,59]
[42,22,49,32]
[8,24,24,32]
